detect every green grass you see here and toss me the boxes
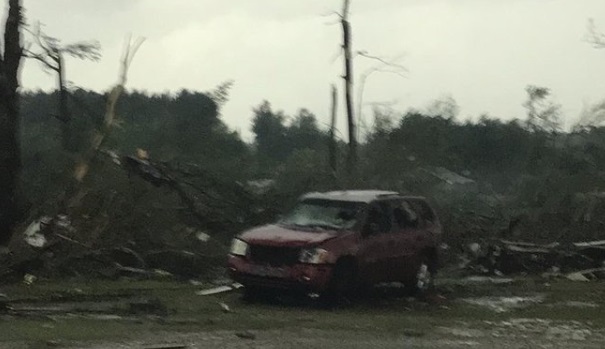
[1,277,604,344]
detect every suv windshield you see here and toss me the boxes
[279,199,362,231]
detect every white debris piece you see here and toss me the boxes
[23,217,51,248]
[23,274,37,285]
[460,295,545,313]
[196,283,243,296]
[461,276,514,285]
[196,231,210,242]
[219,302,231,313]
[566,267,605,282]
[573,240,605,248]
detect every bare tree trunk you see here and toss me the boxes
[57,53,77,152]
[328,84,338,177]
[0,0,23,246]
[341,0,357,175]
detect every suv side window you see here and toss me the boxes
[363,201,392,235]
[408,199,435,225]
[393,199,420,229]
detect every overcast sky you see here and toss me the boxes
[13,0,605,140]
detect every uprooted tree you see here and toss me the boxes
[0,0,24,246]
[23,22,101,152]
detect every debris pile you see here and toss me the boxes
[0,211,229,282]
[0,149,271,283]
[461,239,605,281]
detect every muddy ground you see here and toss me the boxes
[1,277,604,348]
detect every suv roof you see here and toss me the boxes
[302,190,402,203]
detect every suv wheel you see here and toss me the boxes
[242,285,271,303]
[322,260,356,306]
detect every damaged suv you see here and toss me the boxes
[227,190,441,299]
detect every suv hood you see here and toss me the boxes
[239,224,340,248]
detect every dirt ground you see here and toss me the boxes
[1,277,604,348]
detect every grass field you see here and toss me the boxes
[1,277,604,348]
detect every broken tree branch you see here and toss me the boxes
[74,36,144,182]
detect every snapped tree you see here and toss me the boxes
[23,23,101,152]
[341,0,357,174]
[523,85,560,133]
[0,0,23,246]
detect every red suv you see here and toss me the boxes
[227,190,441,299]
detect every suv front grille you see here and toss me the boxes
[249,245,300,266]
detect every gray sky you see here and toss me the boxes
[14,0,605,140]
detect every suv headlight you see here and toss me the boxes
[299,248,330,264]
[230,239,249,256]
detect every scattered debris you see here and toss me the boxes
[460,276,514,285]
[429,167,475,185]
[218,302,232,313]
[438,327,484,338]
[460,295,545,313]
[189,280,203,286]
[87,314,124,321]
[400,329,426,337]
[246,179,275,195]
[23,274,37,285]
[143,344,188,349]
[196,283,243,296]
[44,339,61,347]
[235,330,256,340]
[565,267,605,282]
[462,238,605,279]
[196,231,210,242]
[566,271,591,282]
[485,318,602,342]
[573,240,605,248]
[153,269,173,278]
[550,301,599,309]
[23,217,51,248]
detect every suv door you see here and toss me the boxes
[357,200,394,285]
[390,199,427,282]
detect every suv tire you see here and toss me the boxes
[322,260,356,306]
